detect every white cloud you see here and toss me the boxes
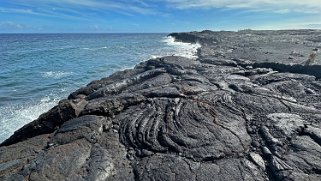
[11,0,162,16]
[6,0,321,16]
[162,0,321,14]
[0,7,35,15]
[0,21,28,30]
[0,6,90,20]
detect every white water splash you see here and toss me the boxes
[82,46,108,50]
[42,71,73,79]
[161,36,201,59]
[0,94,60,143]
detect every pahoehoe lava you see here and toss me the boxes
[1,30,321,181]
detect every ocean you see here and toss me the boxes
[0,33,200,143]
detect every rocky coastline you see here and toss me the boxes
[1,30,321,180]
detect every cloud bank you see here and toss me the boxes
[0,21,27,30]
[163,0,321,14]
[9,0,161,16]
[6,0,321,19]
[1,0,321,32]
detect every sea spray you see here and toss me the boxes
[161,36,201,59]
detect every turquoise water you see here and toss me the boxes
[0,33,200,142]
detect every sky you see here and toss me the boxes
[0,0,321,33]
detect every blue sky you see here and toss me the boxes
[1,0,321,33]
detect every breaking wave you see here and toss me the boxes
[161,36,201,59]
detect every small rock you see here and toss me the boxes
[251,141,260,148]
[247,127,255,134]
[112,129,118,133]
[46,142,55,149]
[305,88,316,94]
[249,152,266,170]
[260,126,281,145]
[262,146,272,156]
[113,124,119,130]
[136,149,153,157]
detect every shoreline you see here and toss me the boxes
[1,30,321,180]
[0,34,200,143]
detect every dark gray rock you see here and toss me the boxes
[1,30,321,180]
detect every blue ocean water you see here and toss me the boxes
[0,33,200,142]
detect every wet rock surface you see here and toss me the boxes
[1,30,321,180]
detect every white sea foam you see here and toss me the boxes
[82,46,108,50]
[42,71,73,79]
[161,36,201,59]
[149,55,160,59]
[0,94,60,143]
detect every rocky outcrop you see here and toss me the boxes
[170,29,321,65]
[1,30,321,181]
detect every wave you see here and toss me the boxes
[82,46,108,50]
[161,36,201,59]
[149,55,161,59]
[0,94,60,143]
[41,71,73,79]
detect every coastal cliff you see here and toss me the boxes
[1,30,321,181]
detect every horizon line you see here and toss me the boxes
[0,32,171,34]
[1,28,321,34]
